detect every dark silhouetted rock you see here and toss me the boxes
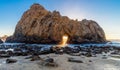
[0,54,10,58]
[85,53,92,57]
[89,60,92,62]
[1,35,8,42]
[30,55,41,61]
[0,50,10,58]
[0,39,3,43]
[45,58,54,63]
[6,3,106,44]
[0,50,6,54]
[6,58,17,63]
[68,57,83,63]
[13,48,23,56]
[42,57,58,67]
[6,50,14,56]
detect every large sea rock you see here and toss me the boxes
[0,39,3,43]
[6,4,106,44]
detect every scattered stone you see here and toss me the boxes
[6,50,13,56]
[0,50,11,58]
[52,46,81,55]
[43,62,58,67]
[45,57,54,63]
[102,55,107,59]
[69,53,81,56]
[0,51,6,54]
[89,60,92,62]
[43,58,58,67]
[0,39,3,43]
[39,47,53,54]
[25,55,33,59]
[68,57,83,63]
[52,46,63,54]
[0,54,10,58]
[85,53,92,57]
[6,58,17,63]
[13,48,23,56]
[30,55,41,61]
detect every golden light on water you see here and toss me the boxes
[60,35,68,47]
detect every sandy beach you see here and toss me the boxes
[0,53,120,70]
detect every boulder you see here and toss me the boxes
[0,50,6,54]
[42,57,58,67]
[6,3,106,44]
[6,50,14,56]
[45,58,54,63]
[30,55,41,61]
[0,50,10,58]
[0,39,3,43]
[13,48,23,56]
[89,60,92,62]
[68,57,83,63]
[0,54,11,58]
[52,46,80,54]
[86,53,92,57]
[6,58,17,63]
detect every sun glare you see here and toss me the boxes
[60,35,68,47]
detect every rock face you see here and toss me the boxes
[6,3,106,44]
[1,35,8,42]
[0,39,3,43]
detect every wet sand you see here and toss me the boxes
[0,54,120,70]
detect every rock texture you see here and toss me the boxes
[0,38,3,43]
[6,3,106,44]
[0,40,3,43]
[1,35,8,42]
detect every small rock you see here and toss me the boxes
[6,58,17,63]
[43,62,58,67]
[89,60,92,62]
[85,53,92,57]
[0,51,6,54]
[41,57,58,67]
[45,58,54,63]
[13,48,23,56]
[102,56,107,59]
[68,58,83,63]
[30,55,41,61]
[25,55,33,59]
[69,53,81,56]
[7,50,13,56]
[0,54,11,58]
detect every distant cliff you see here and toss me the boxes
[6,3,106,44]
[1,35,8,42]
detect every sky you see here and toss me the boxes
[0,0,120,40]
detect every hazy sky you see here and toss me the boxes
[0,0,120,40]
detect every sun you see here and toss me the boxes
[60,35,68,47]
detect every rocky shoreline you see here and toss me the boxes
[0,50,120,70]
[0,44,120,59]
[0,43,120,70]
[0,39,3,43]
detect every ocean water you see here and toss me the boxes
[0,41,120,50]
